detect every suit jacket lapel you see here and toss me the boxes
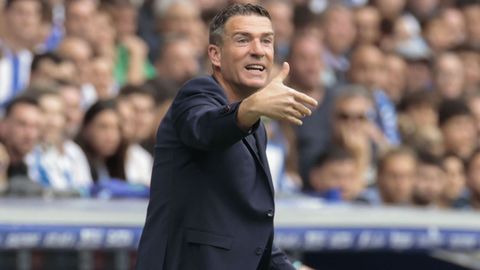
[242,128,274,197]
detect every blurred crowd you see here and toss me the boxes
[0,0,479,210]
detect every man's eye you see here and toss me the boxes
[262,39,273,44]
[236,38,248,43]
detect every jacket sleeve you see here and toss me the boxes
[171,79,259,150]
[270,245,296,270]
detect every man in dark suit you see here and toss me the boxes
[136,4,317,270]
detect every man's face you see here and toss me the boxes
[4,103,42,157]
[441,115,476,159]
[210,15,274,95]
[5,0,42,45]
[414,163,445,206]
[288,36,324,91]
[65,0,96,39]
[378,154,416,204]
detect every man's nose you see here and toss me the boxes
[249,39,265,57]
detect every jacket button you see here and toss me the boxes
[222,105,231,113]
[266,209,274,218]
[255,247,263,255]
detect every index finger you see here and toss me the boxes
[289,89,318,108]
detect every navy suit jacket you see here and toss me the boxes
[136,76,295,270]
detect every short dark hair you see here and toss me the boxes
[4,95,39,117]
[438,98,471,126]
[209,3,271,45]
[378,146,417,174]
[31,52,64,73]
[312,147,355,169]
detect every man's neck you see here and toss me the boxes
[212,71,256,103]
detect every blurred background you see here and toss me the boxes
[0,0,480,269]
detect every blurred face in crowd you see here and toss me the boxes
[384,54,407,103]
[441,115,476,160]
[434,53,465,100]
[59,84,84,139]
[116,98,136,142]
[129,93,156,142]
[413,161,445,206]
[4,103,42,159]
[39,94,66,146]
[92,11,116,57]
[156,38,200,85]
[84,108,121,159]
[4,0,42,47]
[378,151,416,204]
[160,1,201,36]
[30,58,76,86]
[91,57,115,99]
[405,102,438,128]
[442,155,466,203]
[309,158,358,201]
[373,0,406,20]
[208,15,274,97]
[65,0,96,40]
[441,8,466,46]
[57,37,93,84]
[467,153,480,197]
[424,18,454,53]
[405,60,432,93]
[333,95,373,141]
[463,5,480,48]
[323,6,356,55]
[355,6,381,45]
[408,0,439,20]
[459,51,480,93]
[349,45,385,91]
[111,4,138,38]
[288,34,324,92]
[263,0,293,45]
[467,95,480,134]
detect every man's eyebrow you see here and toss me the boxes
[231,31,274,37]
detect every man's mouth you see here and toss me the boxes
[245,64,266,72]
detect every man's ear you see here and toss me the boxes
[208,44,221,68]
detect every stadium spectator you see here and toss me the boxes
[375,146,417,205]
[322,4,357,85]
[141,77,178,154]
[116,94,152,186]
[25,89,92,193]
[440,153,467,208]
[330,85,384,188]
[348,45,400,145]
[354,5,382,46]
[29,52,76,87]
[0,0,43,105]
[433,52,465,99]
[412,151,446,207]
[1,95,42,177]
[110,0,156,86]
[383,53,408,104]
[261,0,294,64]
[457,48,480,95]
[461,2,480,50]
[58,81,84,139]
[286,31,334,184]
[154,35,200,86]
[56,36,96,107]
[466,149,480,209]
[64,0,96,42]
[306,147,359,202]
[75,99,127,183]
[438,98,477,161]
